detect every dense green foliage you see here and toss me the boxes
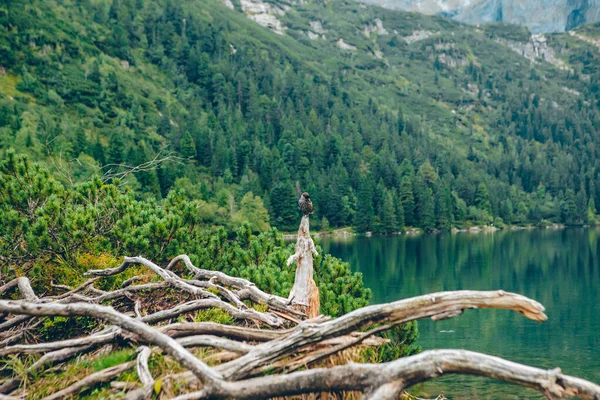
[2,0,600,236]
[0,152,370,317]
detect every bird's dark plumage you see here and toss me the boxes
[298,192,313,215]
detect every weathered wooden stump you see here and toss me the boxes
[287,215,320,318]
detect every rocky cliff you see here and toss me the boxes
[358,0,600,33]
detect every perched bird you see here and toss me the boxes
[298,192,313,215]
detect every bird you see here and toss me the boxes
[298,192,313,215]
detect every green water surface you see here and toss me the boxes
[320,228,600,399]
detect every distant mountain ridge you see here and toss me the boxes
[358,0,600,33]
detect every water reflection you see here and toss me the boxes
[319,228,600,399]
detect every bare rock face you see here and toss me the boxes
[455,0,600,33]
[363,18,389,37]
[336,38,357,51]
[496,34,569,70]
[239,0,288,35]
[357,0,600,33]
[403,30,436,44]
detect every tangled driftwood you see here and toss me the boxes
[0,252,599,399]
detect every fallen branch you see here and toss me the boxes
[0,300,223,387]
[124,346,155,400]
[217,290,547,379]
[85,256,285,327]
[0,278,38,301]
[172,349,600,400]
[85,257,219,300]
[160,322,289,341]
[0,328,120,357]
[42,360,136,400]
[167,255,302,316]
[177,335,254,354]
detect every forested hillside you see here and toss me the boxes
[2,0,600,233]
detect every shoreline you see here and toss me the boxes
[281,222,595,239]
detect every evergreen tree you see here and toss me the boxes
[576,189,587,224]
[421,188,435,231]
[474,183,492,214]
[393,189,405,231]
[414,176,435,231]
[587,198,597,224]
[434,182,452,231]
[107,132,125,165]
[92,138,106,166]
[180,131,197,159]
[269,184,298,231]
[382,191,398,233]
[500,199,514,225]
[74,127,89,156]
[355,172,374,232]
[400,176,415,226]
[561,189,577,224]
[453,192,467,228]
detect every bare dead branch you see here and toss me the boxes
[124,346,154,400]
[177,335,254,354]
[85,256,285,327]
[0,300,223,386]
[0,328,120,357]
[42,361,137,400]
[142,299,281,327]
[167,255,302,316]
[85,257,218,300]
[100,151,187,183]
[173,349,600,400]
[160,322,289,341]
[0,278,38,301]
[217,290,547,380]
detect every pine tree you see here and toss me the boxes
[393,189,405,231]
[180,131,197,159]
[474,183,492,214]
[414,176,434,231]
[561,189,577,224]
[108,133,125,165]
[434,182,452,231]
[397,106,405,134]
[74,127,89,156]
[355,173,374,232]
[576,188,587,224]
[92,138,106,166]
[400,176,415,226]
[374,179,386,219]
[587,198,597,224]
[453,192,467,228]
[269,183,298,231]
[500,199,513,225]
[421,188,435,231]
[382,191,398,233]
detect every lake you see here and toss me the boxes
[319,228,600,399]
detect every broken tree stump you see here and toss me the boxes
[286,215,320,318]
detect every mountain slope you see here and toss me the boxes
[2,0,600,233]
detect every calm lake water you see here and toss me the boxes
[319,228,600,399]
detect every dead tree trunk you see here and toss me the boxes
[286,215,320,318]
